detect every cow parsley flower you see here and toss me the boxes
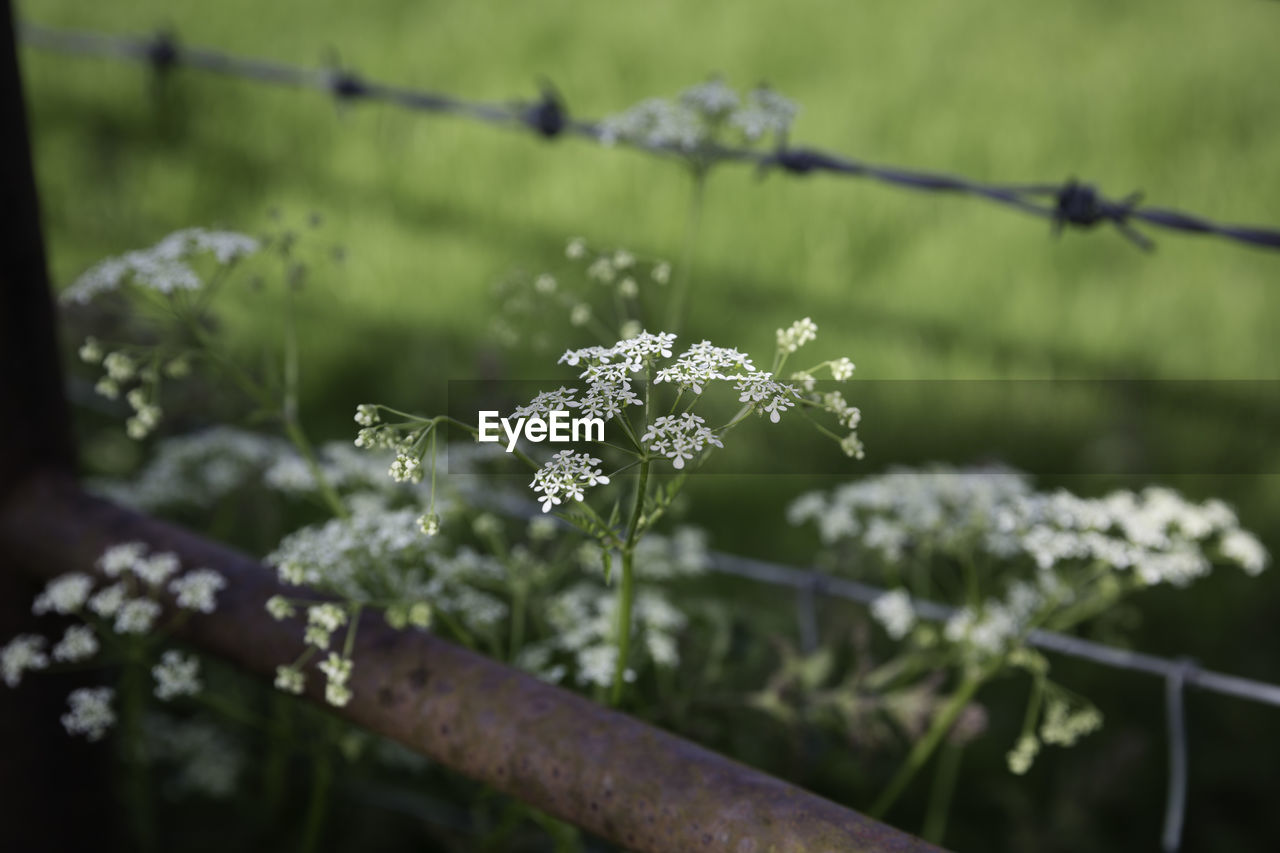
[32,573,94,615]
[1006,734,1040,775]
[52,625,100,663]
[61,228,259,305]
[88,583,128,618]
[641,413,723,469]
[776,317,818,353]
[830,357,856,381]
[98,542,148,577]
[62,687,116,741]
[275,665,305,694]
[530,450,611,512]
[734,373,798,423]
[114,598,162,635]
[1,635,49,687]
[152,650,202,701]
[169,569,227,614]
[871,589,917,640]
[133,552,181,586]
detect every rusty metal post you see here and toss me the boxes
[1,475,944,853]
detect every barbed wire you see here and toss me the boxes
[20,23,1280,255]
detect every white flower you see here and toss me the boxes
[275,666,305,694]
[115,598,162,634]
[103,351,136,381]
[61,228,259,305]
[88,583,128,618]
[98,542,147,577]
[1221,529,1268,576]
[417,513,440,536]
[530,450,611,512]
[62,687,116,741]
[1,635,49,687]
[152,650,202,700]
[830,357,856,381]
[354,404,380,427]
[534,273,557,294]
[730,86,799,142]
[133,551,181,586]
[734,373,797,423]
[570,304,592,327]
[318,652,353,686]
[169,569,226,613]
[308,603,348,633]
[641,413,723,469]
[870,589,916,640]
[389,454,422,484]
[32,573,94,615]
[325,681,352,707]
[266,596,296,621]
[512,386,580,419]
[52,625,100,663]
[681,77,740,117]
[1006,734,1040,775]
[565,237,586,259]
[776,317,817,353]
[651,262,671,285]
[78,337,104,364]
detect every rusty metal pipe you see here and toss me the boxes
[0,472,943,853]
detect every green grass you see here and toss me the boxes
[17,0,1280,849]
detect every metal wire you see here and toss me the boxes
[19,23,1280,254]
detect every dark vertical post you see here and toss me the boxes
[0,0,74,494]
[0,4,113,850]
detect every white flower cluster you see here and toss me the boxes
[0,543,223,741]
[145,713,245,798]
[870,589,917,640]
[641,413,723,469]
[598,79,798,154]
[517,582,689,687]
[152,650,202,701]
[61,687,116,742]
[530,450,612,513]
[91,427,290,511]
[776,317,818,353]
[61,228,259,304]
[791,466,1269,656]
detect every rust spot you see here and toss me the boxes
[408,666,430,689]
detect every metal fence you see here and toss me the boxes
[8,9,1280,853]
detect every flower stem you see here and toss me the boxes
[611,459,650,705]
[921,741,964,844]
[299,739,333,853]
[664,169,708,333]
[121,651,156,853]
[869,668,988,820]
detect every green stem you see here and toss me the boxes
[121,651,156,853]
[284,418,348,520]
[869,667,988,820]
[611,459,650,705]
[299,740,333,853]
[921,741,964,844]
[664,169,708,333]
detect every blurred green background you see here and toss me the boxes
[17,0,1280,850]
